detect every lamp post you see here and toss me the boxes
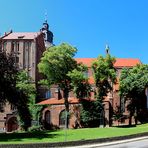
[65,110,68,142]
[99,104,104,128]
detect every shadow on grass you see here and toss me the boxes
[0,130,59,142]
[113,124,136,128]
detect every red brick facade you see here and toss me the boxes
[38,58,145,129]
[0,20,53,132]
[42,104,81,129]
[0,22,146,131]
[0,32,45,131]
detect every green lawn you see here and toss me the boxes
[1,124,148,144]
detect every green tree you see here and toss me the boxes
[16,71,43,128]
[67,66,91,100]
[68,68,92,127]
[69,53,117,127]
[38,43,86,128]
[91,54,116,126]
[119,64,148,125]
[0,50,31,131]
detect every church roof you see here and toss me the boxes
[38,97,79,105]
[114,58,141,67]
[37,97,95,105]
[38,57,141,105]
[2,32,41,40]
[75,58,141,68]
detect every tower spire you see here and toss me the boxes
[40,13,54,48]
[105,44,110,54]
[45,10,48,23]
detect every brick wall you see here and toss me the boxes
[42,104,81,129]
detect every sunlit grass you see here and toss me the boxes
[0,123,148,144]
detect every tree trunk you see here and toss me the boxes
[129,115,132,126]
[134,107,138,125]
[129,111,133,126]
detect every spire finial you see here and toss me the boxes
[105,44,109,54]
[45,10,47,23]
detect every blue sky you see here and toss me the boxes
[0,0,148,63]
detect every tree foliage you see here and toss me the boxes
[38,43,87,128]
[82,54,116,127]
[92,54,116,99]
[16,70,43,126]
[68,53,117,127]
[0,50,31,131]
[38,43,77,87]
[67,65,91,99]
[80,99,104,127]
[119,64,148,125]
[16,71,35,95]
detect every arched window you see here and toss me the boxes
[59,110,66,126]
[45,110,50,124]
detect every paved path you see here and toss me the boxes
[102,138,148,148]
[66,136,148,148]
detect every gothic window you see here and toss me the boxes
[59,110,66,126]
[24,42,28,68]
[24,42,31,68]
[15,57,19,63]
[45,90,51,99]
[10,42,19,65]
[11,42,15,52]
[45,110,50,124]
[17,42,19,52]
[11,41,19,53]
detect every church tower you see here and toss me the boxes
[40,20,54,48]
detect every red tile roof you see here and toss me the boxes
[2,32,41,40]
[38,97,79,105]
[76,58,95,67]
[75,58,141,68]
[37,97,95,105]
[38,58,141,105]
[114,58,141,67]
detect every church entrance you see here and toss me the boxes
[6,117,18,132]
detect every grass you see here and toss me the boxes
[1,123,148,144]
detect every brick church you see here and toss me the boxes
[0,21,145,132]
[0,20,53,132]
[38,57,142,128]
